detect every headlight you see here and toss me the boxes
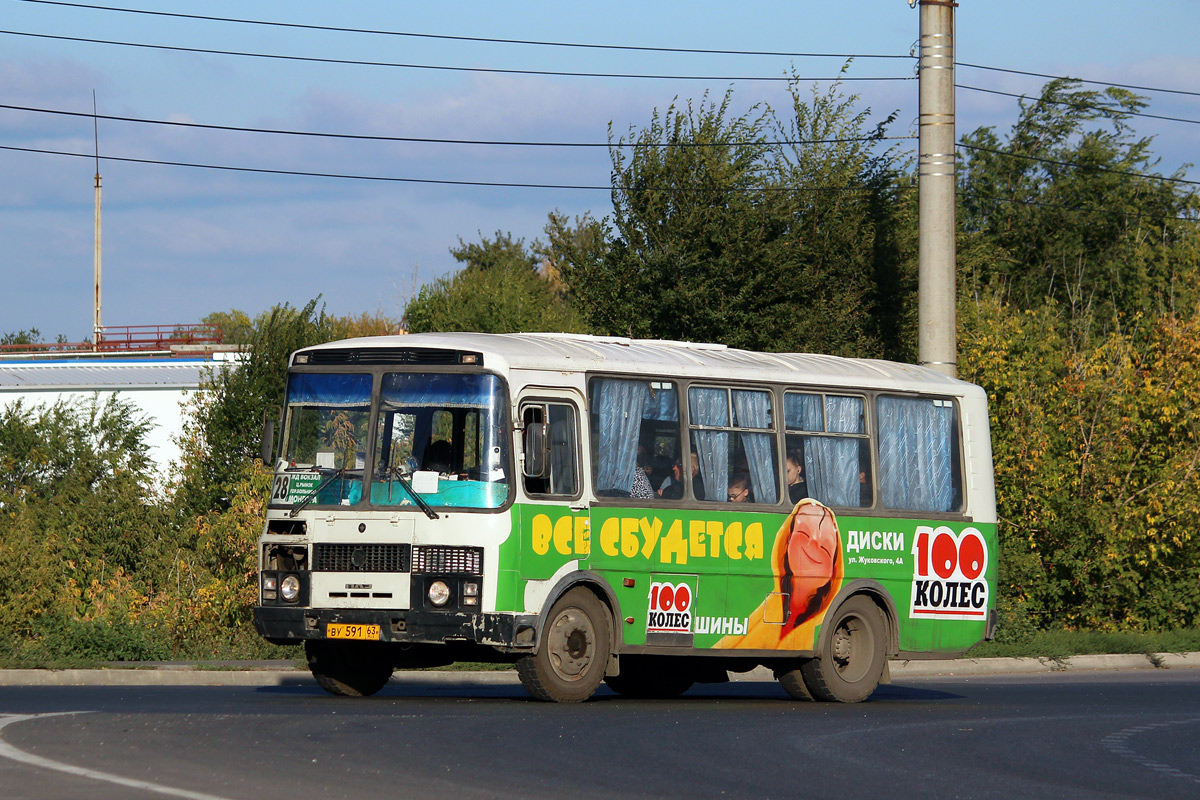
[280,574,301,602]
[427,580,451,607]
[462,582,479,606]
[262,574,278,601]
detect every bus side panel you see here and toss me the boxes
[503,500,996,656]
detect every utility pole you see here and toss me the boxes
[916,0,957,378]
[93,91,102,351]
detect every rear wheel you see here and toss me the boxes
[775,660,815,701]
[305,640,394,697]
[800,596,887,703]
[604,656,695,698]
[518,588,611,703]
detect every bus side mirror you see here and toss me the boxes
[523,421,550,478]
[260,405,281,463]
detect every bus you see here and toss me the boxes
[253,332,997,703]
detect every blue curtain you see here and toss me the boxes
[804,436,860,507]
[732,389,777,504]
[689,387,729,502]
[826,395,865,434]
[787,394,863,508]
[784,392,823,431]
[878,396,957,512]
[643,384,679,421]
[594,379,649,495]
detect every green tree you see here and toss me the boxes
[200,310,254,345]
[175,299,336,516]
[549,78,913,358]
[958,78,1200,329]
[1,329,42,346]
[403,231,587,334]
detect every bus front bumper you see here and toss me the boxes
[253,606,538,651]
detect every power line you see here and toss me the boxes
[0,143,612,189]
[0,101,917,149]
[5,143,1194,221]
[15,2,1200,111]
[0,29,914,83]
[13,0,914,61]
[11,101,1191,192]
[957,142,1200,188]
[958,84,1200,126]
[0,143,910,194]
[957,62,1200,99]
[959,189,1198,224]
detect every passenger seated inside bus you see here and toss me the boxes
[728,473,753,503]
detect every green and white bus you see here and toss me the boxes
[253,333,997,703]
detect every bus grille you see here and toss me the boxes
[412,545,483,575]
[312,543,411,573]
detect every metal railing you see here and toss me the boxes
[0,324,224,356]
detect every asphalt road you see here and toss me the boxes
[1,670,1198,799]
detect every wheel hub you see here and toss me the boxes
[546,607,594,681]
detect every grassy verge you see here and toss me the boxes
[967,628,1200,659]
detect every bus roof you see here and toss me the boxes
[296,333,981,398]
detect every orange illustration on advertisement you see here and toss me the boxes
[717,498,844,650]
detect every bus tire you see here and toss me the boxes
[800,595,887,703]
[604,656,694,698]
[517,587,611,703]
[305,640,394,697]
[775,661,815,701]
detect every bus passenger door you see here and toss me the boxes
[513,392,589,617]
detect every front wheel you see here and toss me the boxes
[305,640,394,697]
[517,587,611,703]
[800,596,887,703]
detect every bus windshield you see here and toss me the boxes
[282,372,373,505]
[372,372,510,510]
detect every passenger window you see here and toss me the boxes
[784,392,871,508]
[588,378,680,501]
[877,396,962,512]
[522,402,580,498]
[688,386,779,505]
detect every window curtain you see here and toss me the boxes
[732,389,777,504]
[784,392,823,431]
[803,436,860,507]
[688,387,729,502]
[594,379,649,495]
[878,396,955,512]
[643,385,679,422]
[796,396,860,507]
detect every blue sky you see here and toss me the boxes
[3,0,1199,342]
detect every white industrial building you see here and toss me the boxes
[0,353,239,474]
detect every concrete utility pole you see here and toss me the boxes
[93,91,103,351]
[916,0,957,378]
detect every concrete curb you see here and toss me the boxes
[0,652,1197,687]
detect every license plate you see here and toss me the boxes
[326,623,381,641]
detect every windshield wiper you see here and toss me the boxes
[288,468,346,518]
[386,467,440,520]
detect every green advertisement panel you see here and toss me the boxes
[501,500,996,655]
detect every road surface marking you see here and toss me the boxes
[0,713,235,800]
